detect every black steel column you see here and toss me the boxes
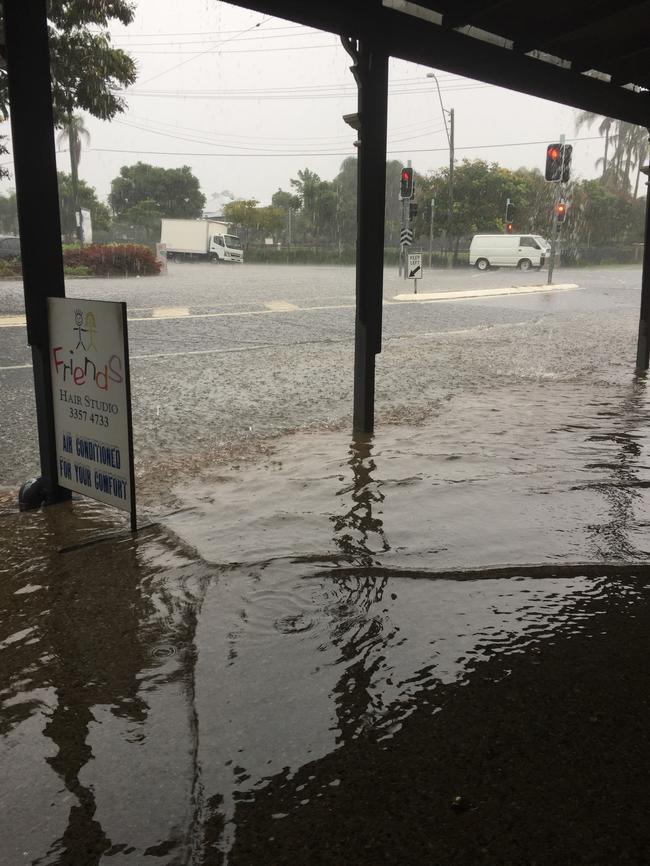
[636,134,650,371]
[349,42,388,434]
[4,0,70,505]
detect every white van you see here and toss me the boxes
[469,234,549,271]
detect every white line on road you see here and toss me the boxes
[151,306,190,318]
[0,286,579,330]
[393,283,580,302]
[264,300,299,312]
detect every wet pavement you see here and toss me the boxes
[3,265,650,863]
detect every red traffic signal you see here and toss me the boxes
[400,166,414,199]
[546,143,572,182]
[506,222,513,233]
[555,201,567,223]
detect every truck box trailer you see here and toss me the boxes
[160,219,243,263]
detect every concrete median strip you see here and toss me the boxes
[393,283,580,302]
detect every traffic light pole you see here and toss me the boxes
[547,133,565,285]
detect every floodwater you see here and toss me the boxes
[3,264,650,862]
[4,372,650,863]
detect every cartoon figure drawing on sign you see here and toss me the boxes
[85,312,97,351]
[74,308,87,350]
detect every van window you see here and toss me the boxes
[520,236,540,249]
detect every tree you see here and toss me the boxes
[57,172,110,238]
[255,206,286,240]
[290,168,322,235]
[575,111,649,196]
[109,163,206,219]
[113,200,161,242]
[0,136,9,181]
[271,189,301,212]
[576,111,614,181]
[57,114,90,240]
[0,1,137,125]
[0,190,18,234]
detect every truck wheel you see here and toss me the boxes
[476,258,489,271]
[210,253,220,263]
[517,258,532,271]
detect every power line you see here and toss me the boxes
[137,15,273,87]
[111,28,328,48]
[75,134,606,159]
[119,112,446,146]
[123,82,491,100]
[111,116,448,152]
[110,23,305,39]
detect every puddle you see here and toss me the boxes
[2,379,650,863]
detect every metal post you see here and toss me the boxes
[398,199,406,277]
[4,0,70,507]
[635,143,650,371]
[342,38,389,435]
[448,107,454,267]
[428,197,435,268]
[547,133,565,285]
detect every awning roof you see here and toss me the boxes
[226,0,650,126]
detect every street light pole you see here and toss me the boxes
[427,72,454,268]
[448,107,454,267]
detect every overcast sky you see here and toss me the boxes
[1,0,610,208]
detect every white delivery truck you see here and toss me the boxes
[160,219,243,263]
[469,234,550,271]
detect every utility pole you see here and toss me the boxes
[428,197,435,268]
[448,107,454,268]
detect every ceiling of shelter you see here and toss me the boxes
[227,0,650,126]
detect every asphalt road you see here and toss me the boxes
[0,262,644,496]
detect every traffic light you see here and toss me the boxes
[505,201,514,222]
[400,166,414,199]
[506,222,513,233]
[409,201,418,220]
[556,200,567,223]
[561,145,572,182]
[545,143,572,182]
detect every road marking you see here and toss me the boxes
[265,300,299,312]
[0,363,32,370]
[393,283,580,302]
[151,306,190,318]
[0,315,28,328]
[128,302,356,322]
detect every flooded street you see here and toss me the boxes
[3,265,650,863]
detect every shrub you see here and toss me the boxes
[63,265,91,277]
[62,243,161,276]
[0,258,21,277]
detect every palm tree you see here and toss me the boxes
[56,113,90,241]
[633,130,649,198]
[575,110,614,180]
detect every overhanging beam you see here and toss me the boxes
[226,0,650,126]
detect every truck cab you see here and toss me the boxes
[210,232,243,263]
